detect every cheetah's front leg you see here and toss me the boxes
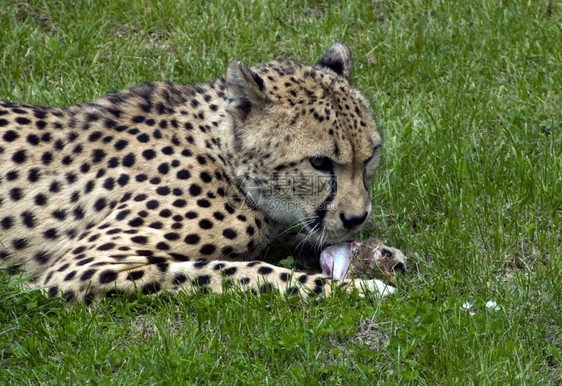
[40,255,395,303]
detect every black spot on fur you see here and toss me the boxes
[128,270,144,281]
[122,153,136,167]
[117,174,130,186]
[199,244,216,255]
[222,267,237,277]
[99,270,118,284]
[48,286,59,298]
[177,169,190,180]
[131,236,148,244]
[258,266,273,275]
[91,149,106,163]
[198,219,213,229]
[184,234,200,244]
[15,116,31,125]
[194,259,209,268]
[94,198,107,211]
[80,269,96,281]
[34,250,51,264]
[222,228,237,239]
[259,283,274,294]
[193,275,211,287]
[169,253,189,261]
[156,186,170,196]
[189,184,202,196]
[3,130,19,142]
[97,243,116,251]
[21,211,36,228]
[286,287,300,296]
[12,150,27,164]
[173,273,187,284]
[141,282,161,294]
[12,238,28,250]
[142,149,156,160]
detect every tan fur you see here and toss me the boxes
[0,43,403,303]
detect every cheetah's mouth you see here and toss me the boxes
[304,218,352,245]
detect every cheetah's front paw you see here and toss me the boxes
[363,279,396,296]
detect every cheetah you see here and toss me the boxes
[0,43,405,303]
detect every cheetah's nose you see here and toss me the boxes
[340,211,368,230]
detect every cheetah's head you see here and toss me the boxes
[226,43,381,244]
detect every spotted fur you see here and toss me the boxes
[0,43,403,303]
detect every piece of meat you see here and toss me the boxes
[320,239,402,282]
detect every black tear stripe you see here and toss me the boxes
[362,175,369,194]
[312,172,337,230]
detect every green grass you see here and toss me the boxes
[1,0,561,383]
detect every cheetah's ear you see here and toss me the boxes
[226,60,267,121]
[314,42,353,81]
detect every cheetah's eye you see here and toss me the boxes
[309,156,334,172]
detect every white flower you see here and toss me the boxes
[461,302,475,316]
[485,301,500,311]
